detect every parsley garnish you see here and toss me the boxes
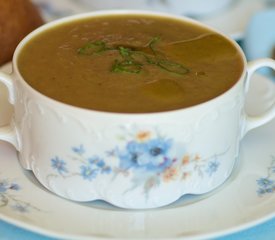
[78,37,189,75]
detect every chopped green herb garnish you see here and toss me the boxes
[112,59,142,74]
[118,47,132,58]
[148,36,161,55]
[77,37,190,75]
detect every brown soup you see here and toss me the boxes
[18,14,244,113]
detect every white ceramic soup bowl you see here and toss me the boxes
[0,10,275,209]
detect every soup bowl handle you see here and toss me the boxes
[0,72,20,150]
[242,58,275,137]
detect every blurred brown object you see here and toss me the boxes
[0,0,44,65]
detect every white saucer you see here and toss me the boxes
[0,62,275,239]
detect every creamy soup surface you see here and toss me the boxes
[18,14,244,113]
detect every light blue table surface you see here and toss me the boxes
[0,217,275,240]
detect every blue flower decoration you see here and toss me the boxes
[118,137,173,172]
[145,138,172,168]
[80,166,98,181]
[257,187,274,195]
[206,160,220,176]
[256,177,274,196]
[0,181,8,193]
[12,204,29,213]
[118,141,146,169]
[9,183,20,191]
[256,158,275,196]
[87,156,111,175]
[51,157,68,175]
[147,138,171,157]
[88,156,105,167]
[46,130,229,196]
[72,144,85,155]
[0,181,20,193]
[96,160,105,168]
[257,178,273,188]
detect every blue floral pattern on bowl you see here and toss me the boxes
[48,129,228,196]
[50,145,112,181]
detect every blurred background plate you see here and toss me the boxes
[32,0,269,40]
